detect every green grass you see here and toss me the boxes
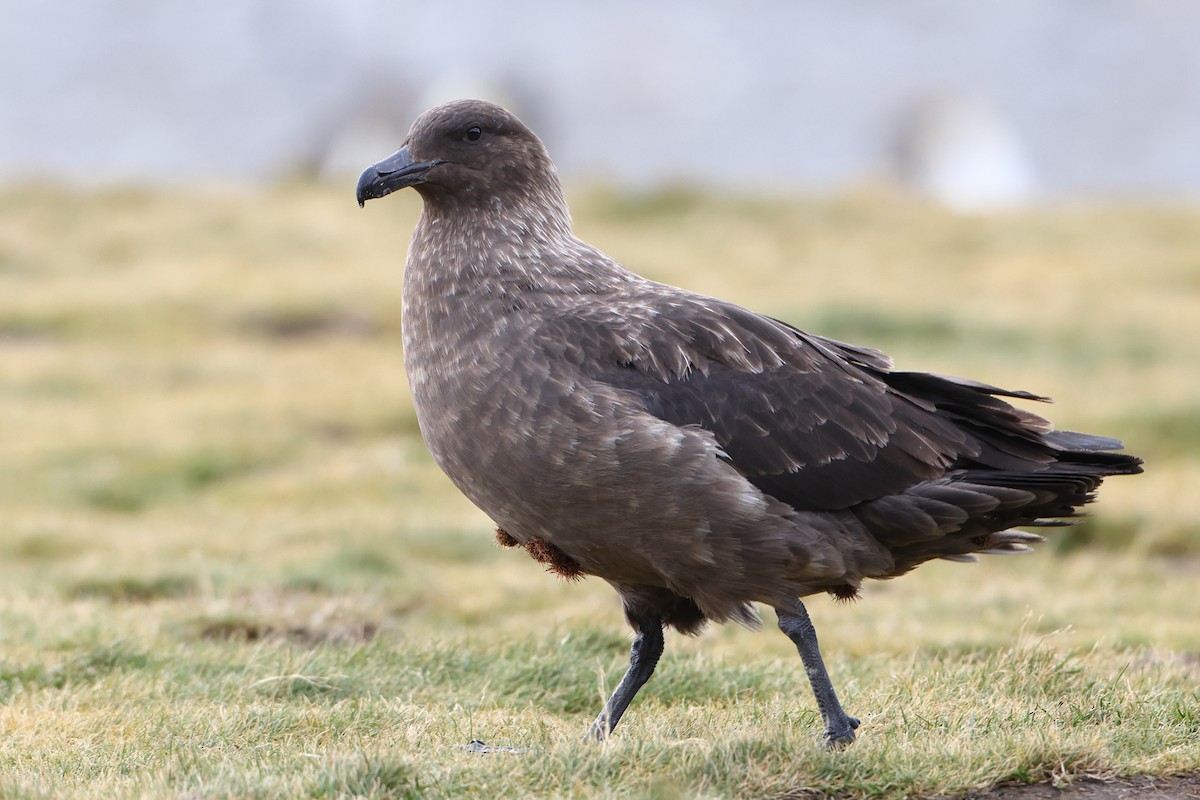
[0,183,1197,798]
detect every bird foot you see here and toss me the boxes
[823,715,860,749]
[464,739,529,754]
[584,719,613,742]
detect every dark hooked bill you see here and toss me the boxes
[356,146,445,206]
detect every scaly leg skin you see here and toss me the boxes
[585,615,664,741]
[777,602,860,748]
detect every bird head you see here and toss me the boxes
[356,99,560,211]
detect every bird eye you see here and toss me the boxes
[465,126,483,142]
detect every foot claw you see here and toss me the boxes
[463,739,529,754]
[824,727,857,749]
[585,720,612,742]
[823,715,860,749]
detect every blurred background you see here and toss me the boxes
[5,0,1200,209]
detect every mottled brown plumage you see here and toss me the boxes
[496,527,584,578]
[356,99,1142,746]
[524,537,586,580]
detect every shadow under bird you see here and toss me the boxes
[356,99,1142,747]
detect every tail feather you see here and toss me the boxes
[849,369,1143,579]
[1044,429,1125,452]
[853,425,1142,577]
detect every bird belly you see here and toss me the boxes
[406,351,810,607]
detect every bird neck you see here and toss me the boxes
[416,168,575,248]
[406,200,633,306]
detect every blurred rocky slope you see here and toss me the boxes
[4,1,1199,207]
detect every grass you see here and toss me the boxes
[0,182,1197,798]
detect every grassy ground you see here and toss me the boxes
[0,183,1197,799]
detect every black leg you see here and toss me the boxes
[585,615,664,741]
[777,601,860,748]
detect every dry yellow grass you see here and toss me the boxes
[0,183,1196,798]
